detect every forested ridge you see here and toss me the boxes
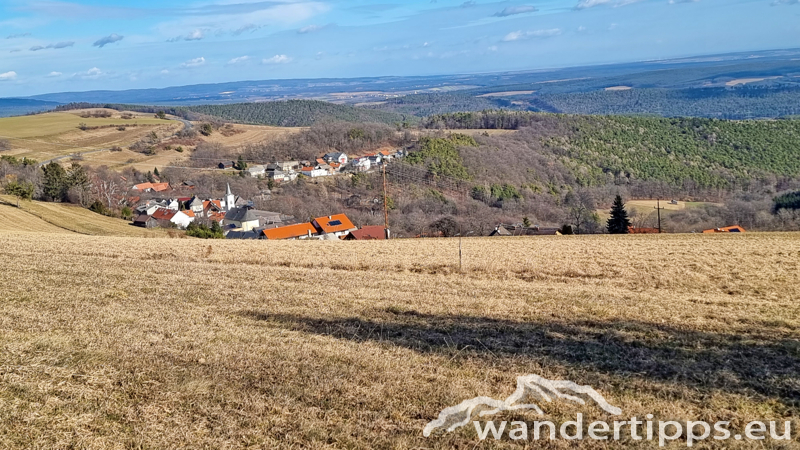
[423,111,800,190]
[54,100,411,126]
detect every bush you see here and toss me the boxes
[186,222,224,239]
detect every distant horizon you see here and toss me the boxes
[2,0,798,97]
[5,45,799,100]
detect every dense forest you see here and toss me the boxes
[369,86,800,120]
[424,111,800,190]
[538,86,800,119]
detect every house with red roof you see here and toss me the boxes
[345,226,386,240]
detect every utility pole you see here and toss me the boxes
[383,163,389,239]
[655,198,664,233]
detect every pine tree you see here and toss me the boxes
[606,195,631,234]
[42,162,68,202]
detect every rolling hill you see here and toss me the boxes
[0,196,168,237]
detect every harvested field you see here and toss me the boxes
[0,110,179,163]
[0,196,169,237]
[0,232,798,448]
[199,123,303,148]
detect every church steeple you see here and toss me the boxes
[225,183,235,211]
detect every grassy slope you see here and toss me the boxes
[0,232,798,448]
[0,111,166,139]
[0,203,73,234]
[0,195,167,237]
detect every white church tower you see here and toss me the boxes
[225,183,235,211]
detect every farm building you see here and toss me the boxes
[345,226,386,240]
[132,214,158,229]
[703,225,746,233]
[489,225,512,236]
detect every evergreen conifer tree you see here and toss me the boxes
[606,195,631,234]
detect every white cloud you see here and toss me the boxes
[160,69,170,75]
[574,0,611,9]
[157,2,329,40]
[493,5,537,17]
[47,71,62,77]
[503,29,561,42]
[181,57,206,68]
[74,67,103,80]
[263,54,291,64]
[298,24,323,34]
[227,55,250,65]
[185,29,204,41]
[0,71,17,81]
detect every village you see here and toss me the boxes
[129,148,407,240]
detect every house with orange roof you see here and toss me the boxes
[263,222,319,240]
[132,182,170,193]
[312,214,357,238]
[703,225,746,233]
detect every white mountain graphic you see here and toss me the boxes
[423,374,622,437]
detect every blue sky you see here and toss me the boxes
[0,0,797,96]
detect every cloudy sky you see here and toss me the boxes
[0,0,797,96]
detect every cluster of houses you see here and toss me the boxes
[221,149,407,180]
[132,183,385,240]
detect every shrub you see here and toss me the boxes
[186,222,224,239]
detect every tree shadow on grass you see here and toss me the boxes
[241,308,800,407]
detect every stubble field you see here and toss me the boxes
[0,232,798,448]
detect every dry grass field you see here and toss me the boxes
[0,232,799,449]
[200,124,303,148]
[0,111,301,172]
[0,196,167,237]
[0,110,179,163]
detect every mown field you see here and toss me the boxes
[0,196,167,237]
[0,232,798,449]
[0,110,179,163]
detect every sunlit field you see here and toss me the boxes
[0,232,798,448]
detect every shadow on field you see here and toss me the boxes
[242,309,800,406]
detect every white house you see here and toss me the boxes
[352,157,371,172]
[223,207,260,232]
[300,167,328,178]
[324,152,348,165]
[247,165,266,178]
[151,208,195,229]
